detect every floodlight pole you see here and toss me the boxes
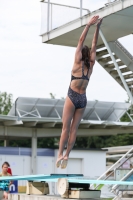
[99,29,133,103]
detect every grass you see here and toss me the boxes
[102,198,113,200]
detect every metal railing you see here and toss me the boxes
[41,0,125,33]
[115,40,133,62]
[42,0,90,33]
[90,146,133,190]
[105,0,124,5]
[112,169,133,200]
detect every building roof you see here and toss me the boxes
[0,97,132,138]
[8,97,130,121]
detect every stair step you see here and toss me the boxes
[116,75,133,82]
[96,40,133,93]
[121,67,131,73]
[126,80,133,87]
[97,44,105,49]
[98,55,118,62]
[129,85,133,89]
[123,73,133,80]
[104,61,124,68]
[96,49,108,57]
[111,67,131,76]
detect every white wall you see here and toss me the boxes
[54,149,106,177]
[0,155,31,176]
[0,149,106,194]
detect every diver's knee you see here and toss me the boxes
[62,126,70,135]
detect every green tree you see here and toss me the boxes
[9,139,31,147]
[49,93,56,99]
[0,92,13,115]
[0,92,13,146]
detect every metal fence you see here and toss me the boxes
[40,0,124,34]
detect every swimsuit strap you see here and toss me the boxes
[87,66,89,76]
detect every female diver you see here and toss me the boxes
[56,16,103,169]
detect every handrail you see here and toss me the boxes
[112,168,133,200]
[98,146,133,179]
[93,152,133,190]
[42,0,126,33]
[90,146,133,189]
[112,168,133,191]
[105,0,123,6]
[115,40,133,61]
[43,2,90,13]
[42,0,90,32]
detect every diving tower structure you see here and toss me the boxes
[40,0,133,103]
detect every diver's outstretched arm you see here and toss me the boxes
[75,16,99,64]
[90,18,103,65]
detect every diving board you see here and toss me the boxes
[0,174,83,181]
[0,174,133,186]
[67,178,133,186]
[2,174,133,199]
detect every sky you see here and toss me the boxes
[0,0,133,103]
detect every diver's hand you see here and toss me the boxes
[87,16,99,26]
[97,18,103,28]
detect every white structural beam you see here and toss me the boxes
[23,122,38,127]
[31,129,37,174]
[4,120,23,126]
[99,29,133,103]
[0,123,132,138]
[106,154,132,159]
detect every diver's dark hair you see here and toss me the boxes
[81,45,90,69]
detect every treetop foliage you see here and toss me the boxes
[0,92,13,115]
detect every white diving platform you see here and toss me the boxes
[40,0,133,104]
[41,0,133,47]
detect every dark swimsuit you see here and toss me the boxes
[68,62,90,109]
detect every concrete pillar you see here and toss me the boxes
[31,129,37,174]
[4,127,9,147]
[4,140,9,147]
